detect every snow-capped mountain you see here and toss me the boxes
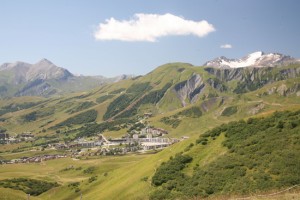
[204,51,299,68]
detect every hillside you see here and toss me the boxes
[1,62,300,147]
[0,62,300,199]
[150,110,300,199]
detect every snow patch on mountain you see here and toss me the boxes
[204,51,299,68]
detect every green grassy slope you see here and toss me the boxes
[0,63,299,199]
[39,138,194,200]
[0,188,41,200]
[150,110,300,199]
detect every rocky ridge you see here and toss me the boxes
[0,59,132,97]
[204,51,299,68]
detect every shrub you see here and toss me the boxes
[54,109,98,128]
[67,101,96,114]
[22,111,37,122]
[160,117,181,128]
[178,106,202,118]
[88,176,97,183]
[221,106,238,116]
[152,110,300,198]
[83,166,96,174]
[0,178,59,196]
[152,154,192,186]
[96,95,114,104]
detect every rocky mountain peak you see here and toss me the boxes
[36,58,53,65]
[0,58,134,97]
[204,51,298,68]
[26,59,73,81]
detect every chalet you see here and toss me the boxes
[181,136,190,140]
[108,138,127,145]
[143,113,153,118]
[78,141,96,148]
[132,134,139,140]
[18,132,34,141]
[68,143,81,148]
[141,127,168,136]
[0,133,9,141]
[55,143,68,150]
[141,142,169,151]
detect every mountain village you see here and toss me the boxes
[0,117,184,164]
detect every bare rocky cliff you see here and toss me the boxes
[204,66,300,94]
[204,51,299,68]
[174,74,205,106]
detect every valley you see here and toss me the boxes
[0,60,300,199]
[2,0,300,198]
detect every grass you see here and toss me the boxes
[149,110,300,199]
[3,138,191,200]
[103,129,127,138]
[0,155,149,181]
[0,63,299,199]
[0,188,41,200]
[80,139,194,200]
[0,149,62,160]
[183,133,227,176]
[1,104,300,199]
[0,154,152,199]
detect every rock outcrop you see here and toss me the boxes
[204,66,300,94]
[174,74,205,106]
[203,51,299,68]
[267,83,300,96]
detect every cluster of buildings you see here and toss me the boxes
[0,133,10,144]
[0,132,34,144]
[54,138,102,150]
[1,117,183,160]
[101,132,179,151]
[140,127,169,137]
[1,154,67,164]
[52,130,179,154]
[52,124,175,152]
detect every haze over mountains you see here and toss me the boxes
[0,52,300,199]
[0,59,72,81]
[0,59,132,97]
[0,51,299,98]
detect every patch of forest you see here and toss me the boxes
[116,83,172,119]
[103,82,153,120]
[151,110,300,199]
[53,109,98,128]
[160,106,202,128]
[0,101,42,116]
[0,178,59,196]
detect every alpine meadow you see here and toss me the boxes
[1,1,300,200]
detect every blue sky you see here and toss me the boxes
[1,0,299,77]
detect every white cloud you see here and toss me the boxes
[94,13,215,42]
[220,44,232,49]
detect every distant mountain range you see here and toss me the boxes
[1,52,299,98]
[203,51,300,68]
[0,59,133,97]
[0,53,299,200]
[0,59,71,80]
